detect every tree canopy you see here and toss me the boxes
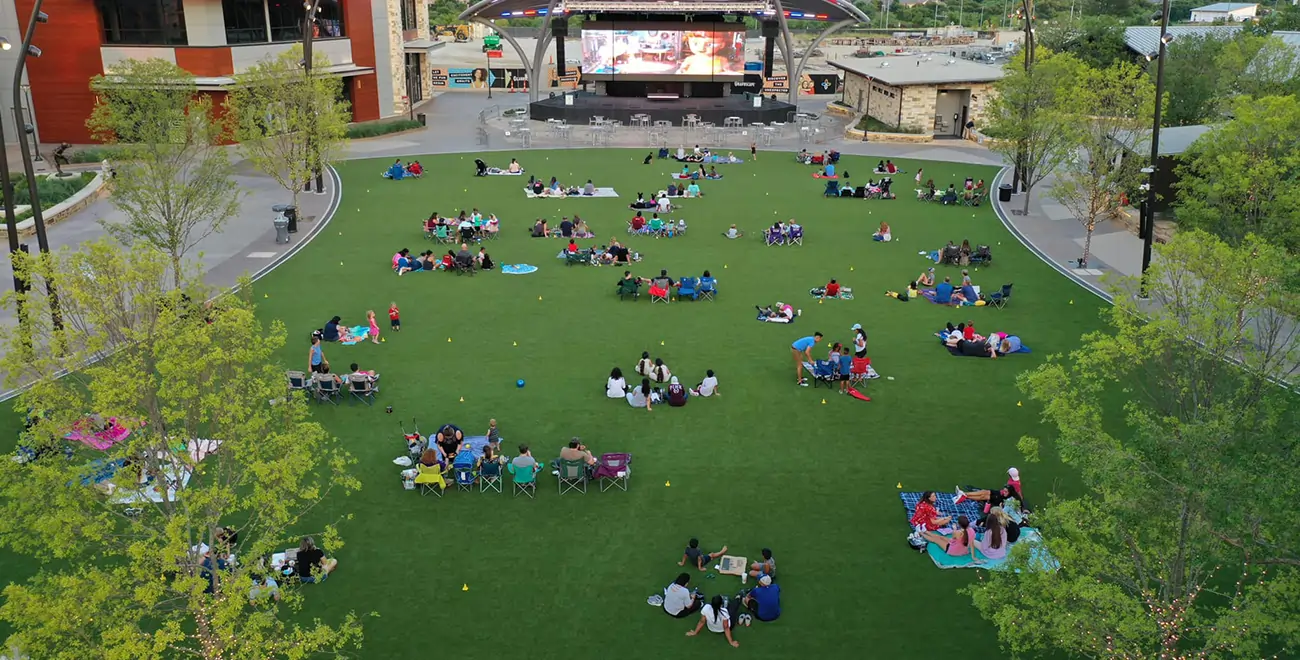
[0,241,364,659]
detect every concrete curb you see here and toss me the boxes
[0,173,106,237]
[989,166,1112,304]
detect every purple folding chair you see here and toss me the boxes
[593,453,632,492]
[788,226,804,245]
[765,228,784,246]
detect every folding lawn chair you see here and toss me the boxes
[988,283,1013,309]
[435,226,453,244]
[807,360,837,389]
[969,245,993,266]
[480,459,503,493]
[414,463,447,497]
[556,458,588,495]
[312,374,341,404]
[698,277,717,301]
[788,227,804,246]
[286,371,312,400]
[848,356,871,388]
[617,278,641,301]
[676,276,698,301]
[650,279,672,304]
[508,461,538,498]
[454,466,477,491]
[454,256,476,276]
[347,375,378,406]
[765,228,785,246]
[594,453,632,492]
[565,251,593,266]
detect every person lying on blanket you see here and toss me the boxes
[922,515,980,562]
[945,334,998,358]
[917,267,936,287]
[996,333,1022,355]
[885,281,920,301]
[909,491,952,531]
[961,467,1029,512]
[757,302,795,323]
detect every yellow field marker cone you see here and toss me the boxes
[538,296,543,301]
[1069,300,1074,305]
[660,340,665,346]
[821,398,827,404]
[380,337,386,343]
[665,480,671,487]
[264,293,269,298]
[897,482,902,489]
[1017,401,1023,407]
[513,341,518,346]
[459,396,465,403]
[850,266,855,271]
[462,584,469,591]
[448,337,452,342]
[818,299,823,304]
[339,261,343,266]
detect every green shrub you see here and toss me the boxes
[855,115,926,134]
[12,172,97,210]
[345,119,424,139]
[68,146,129,163]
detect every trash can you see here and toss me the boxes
[416,113,427,126]
[273,213,290,244]
[998,183,1013,203]
[273,204,298,233]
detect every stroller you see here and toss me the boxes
[401,418,426,456]
[474,158,488,176]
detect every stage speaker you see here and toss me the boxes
[764,37,776,78]
[761,20,778,38]
[556,36,567,76]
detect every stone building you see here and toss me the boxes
[831,56,1004,137]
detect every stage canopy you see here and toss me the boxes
[459,0,870,24]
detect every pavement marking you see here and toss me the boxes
[246,252,278,259]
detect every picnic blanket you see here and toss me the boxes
[812,173,839,179]
[501,264,538,275]
[486,170,524,176]
[756,312,796,323]
[523,187,619,198]
[340,325,369,345]
[939,337,1032,357]
[900,491,986,531]
[65,416,135,450]
[925,527,1057,571]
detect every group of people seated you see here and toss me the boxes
[628,211,687,237]
[938,321,1022,358]
[608,356,720,410]
[909,468,1029,562]
[476,157,524,176]
[658,146,743,164]
[423,209,500,242]
[616,268,715,301]
[873,160,904,175]
[526,215,594,239]
[527,176,597,197]
[756,301,797,323]
[796,149,840,166]
[824,176,895,199]
[676,164,724,180]
[937,239,992,266]
[918,177,985,205]
[392,244,493,274]
[382,159,423,180]
[764,219,804,246]
[665,545,780,645]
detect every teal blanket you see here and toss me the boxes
[926,528,1058,571]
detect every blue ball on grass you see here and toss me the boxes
[516,379,526,388]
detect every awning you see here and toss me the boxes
[404,38,446,54]
[195,64,376,90]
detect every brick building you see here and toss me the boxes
[0,0,441,143]
[831,56,1003,137]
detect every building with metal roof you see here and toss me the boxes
[831,55,1004,136]
[1189,2,1259,22]
[1122,25,1243,57]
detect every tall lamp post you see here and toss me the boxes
[1011,0,1034,197]
[1140,0,1172,297]
[301,0,325,194]
[12,1,58,330]
[0,36,25,303]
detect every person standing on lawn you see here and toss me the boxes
[791,333,823,386]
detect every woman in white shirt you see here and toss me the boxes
[626,378,653,411]
[851,324,868,359]
[635,351,654,377]
[686,594,739,647]
[692,369,719,397]
[606,367,627,399]
[650,358,671,383]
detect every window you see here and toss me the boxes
[222,0,267,44]
[226,0,343,45]
[98,0,188,45]
[400,0,417,31]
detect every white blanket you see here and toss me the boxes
[487,170,524,176]
[524,187,619,198]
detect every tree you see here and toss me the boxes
[984,51,1085,215]
[966,230,1300,659]
[87,58,240,288]
[1049,61,1154,267]
[1176,95,1300,256]
[226,46,349,211]
[1159,33,1231,126]
[1038,16,1130,69]
[1216,35,1300,102]
[0,240,365,659]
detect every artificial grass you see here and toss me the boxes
[0,148,1104,658]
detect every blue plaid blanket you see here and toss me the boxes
[900,491,986,530]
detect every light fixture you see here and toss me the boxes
[35,11,48,23]
[1140,166,1155,174]
[1160,33,1175,45]
[25,45,41,58]
[1145,51,1157,62]
[0,37,10,51]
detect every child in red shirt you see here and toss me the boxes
[388,302,400,332]
[821,279,841,300]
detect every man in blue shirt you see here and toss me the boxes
[934,277,954,305]
[742,575,781,622]
[791,332,823,386]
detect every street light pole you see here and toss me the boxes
[0,37,25,302]
[1011,0,1034,196]
[302,0,324,194]
[11,0,58,331]
[1141,0,1172,296]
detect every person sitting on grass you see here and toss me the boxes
[821,279,842,300]
[934,277,955,305]
[707,166,722,180]
[917,267,936,287]
[531,218,549,238]
[873,221,891,242]
[574,216,593,238]
[666,376,689,406]
[295,536,338,583]
[921,515,979,563]
[910,491,952,531]
[723,224,743,239]
[406,161,423,177]
[635,351,654,378]
[686,595,740,647]
[691,369,719,397]
[748,548,775,580]
[508,158,522,173]
[679,537,729,571]
[664,573,703,618]
[740,574,781,622]
[477,248,494,271]
[435,423,463,460]
[977,510,1010,560]
[650,358,671,384]
[627,378,654,411]
[383,159,405,180]
[941,184,959,205]
[584,179,596,196]
[607,366,628,399]
[686,182,702,198]
[758,302,796,323]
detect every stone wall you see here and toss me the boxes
[841,72,905,129]
[385,0,409,115]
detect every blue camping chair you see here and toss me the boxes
[383,163,405,180]
[823,180,840,197]
[677,276,699,301]
[699,276,717,301]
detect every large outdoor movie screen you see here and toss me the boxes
[580,22,746,81]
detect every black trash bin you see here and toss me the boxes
[273,204,298,233]
[416,113,427,126]
[998,183,1013,203]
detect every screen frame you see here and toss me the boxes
[579,20,748,82]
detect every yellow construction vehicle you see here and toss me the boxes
[433,24,470,42]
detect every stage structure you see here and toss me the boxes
[458,0,867,121]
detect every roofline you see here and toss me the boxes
[459,1,869,23]
[828,60,1004,86]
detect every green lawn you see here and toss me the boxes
[1,148,1103,658]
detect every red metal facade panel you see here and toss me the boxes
[18,0,103,143]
